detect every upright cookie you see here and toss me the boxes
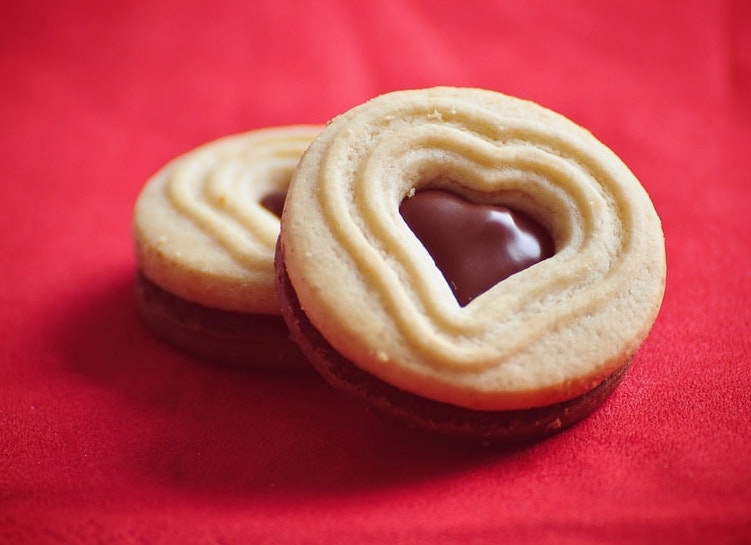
[276,88,666,441]
[134,125,320,369]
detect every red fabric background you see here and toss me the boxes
[1,0,750,543]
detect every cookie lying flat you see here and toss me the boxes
[276,87,666,442]
[133,125,320,369]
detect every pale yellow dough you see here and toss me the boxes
[134,125,320,314]
[281,87,666,411]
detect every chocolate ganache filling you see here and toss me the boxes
[400,189,555,306]
[260,190,287,218]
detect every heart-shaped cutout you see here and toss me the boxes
[399,189,555,306]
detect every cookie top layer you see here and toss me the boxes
[280,87,666,411]
[134,125,320,314]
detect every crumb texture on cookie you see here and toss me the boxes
[134,125,320,314]
[281,87,666,410]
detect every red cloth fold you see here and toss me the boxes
[1,0,750,543]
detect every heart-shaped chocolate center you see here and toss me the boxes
[400,189,555,306]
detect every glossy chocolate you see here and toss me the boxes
[260,190,287,218]
[399,189,555,306]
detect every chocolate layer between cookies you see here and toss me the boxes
[137,271,305,370]
[275,240,631,444]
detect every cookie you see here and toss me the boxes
[133,125,320,369]
[276,87,666,442]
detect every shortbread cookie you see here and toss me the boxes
[276,87,666,441]
[133,125,320,369]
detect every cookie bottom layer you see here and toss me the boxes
[275,244,632,444]
[136,271,306,371]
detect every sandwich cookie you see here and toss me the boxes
[275,88,666,441]
[134,125,320,369]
